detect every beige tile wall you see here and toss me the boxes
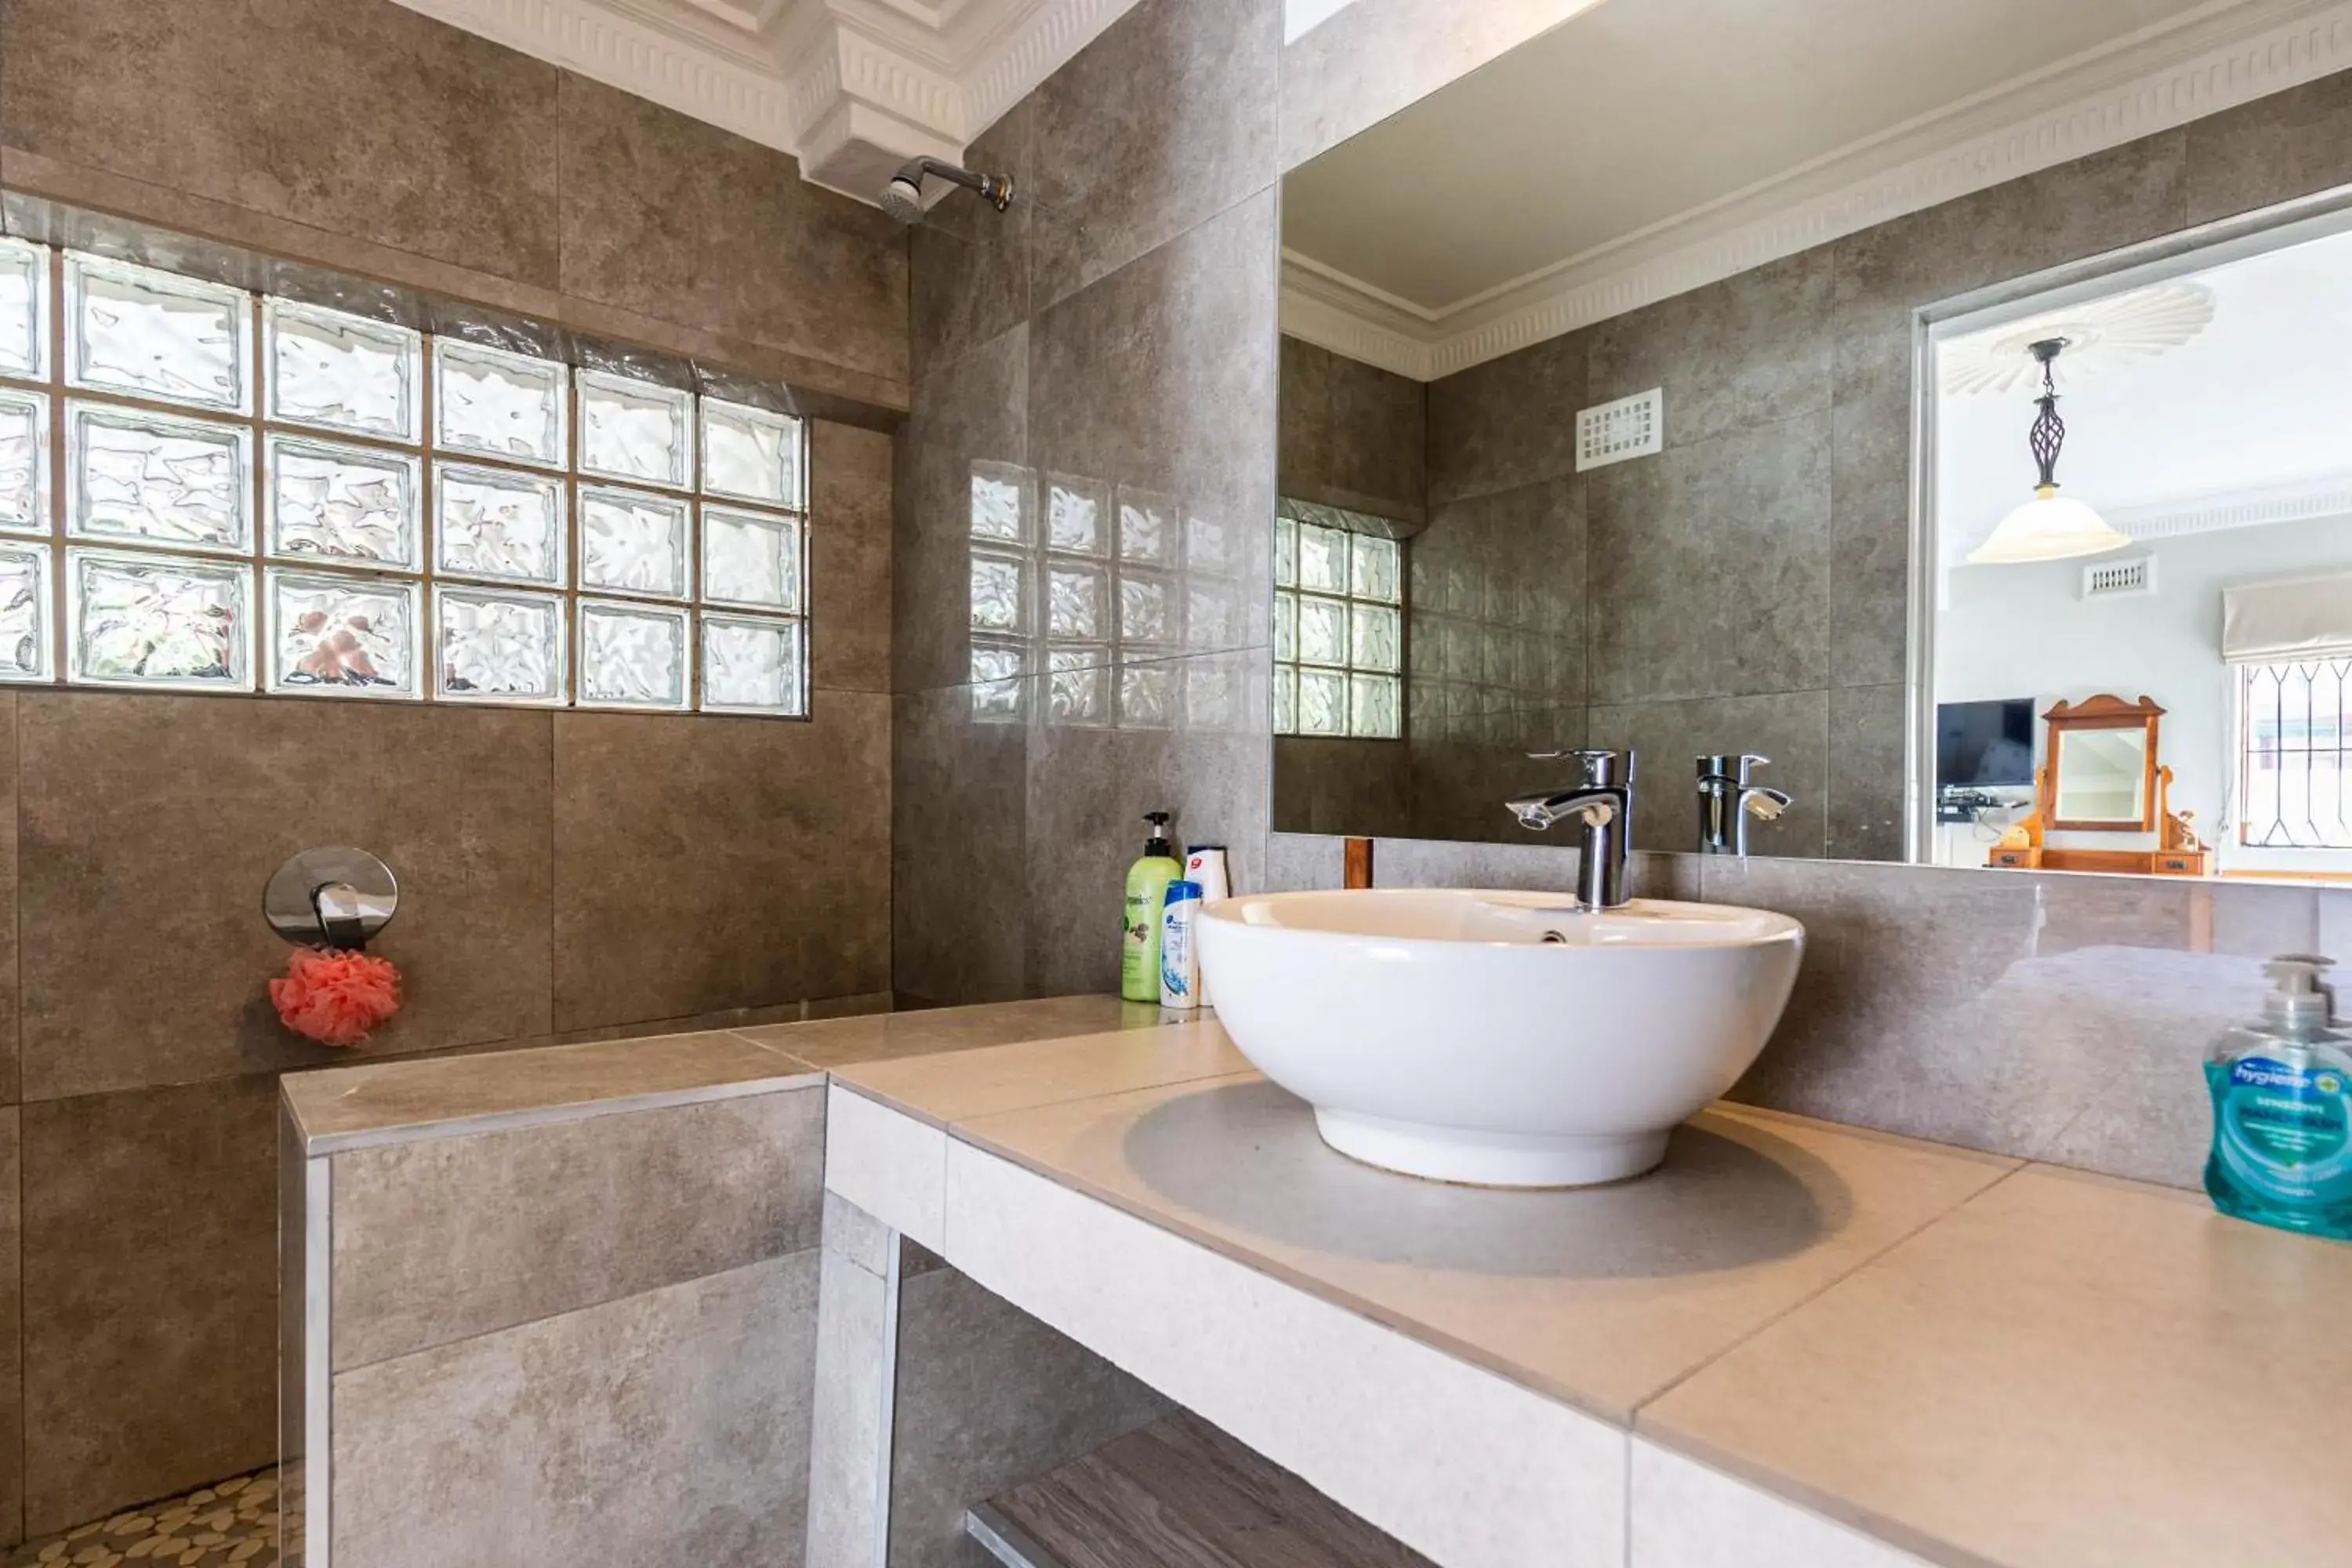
[0,0,909,1539]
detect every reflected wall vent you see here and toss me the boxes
[1575,389,1663,471]
[2082,555,2156,600]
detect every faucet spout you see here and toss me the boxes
[1505,749,1636,909]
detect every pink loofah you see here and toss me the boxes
[271,946,403,1047]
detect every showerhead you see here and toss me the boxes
[878,157,1015,225]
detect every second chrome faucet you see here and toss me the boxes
[1697,753,1791,856]
[1506,749,1795,908]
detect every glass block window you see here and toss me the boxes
[0,238,810,714]
[1273,499,1403,739]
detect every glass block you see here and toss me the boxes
[1273,516,1297,589]
[67,547,251,690]
[1120,663,1175,730]
[579,371,690,488]
[70,402,252,554]
[1272,662,1297,735]
[1351,534,1401,604]
[267,435,419,569]
[434,586,564,705]
[0,239,46,380]
[433,339,567,467]
[969,463,1030,543]
[265,299,420,441]
[1047,562,1106,641]
[1298,595,1347,666]
[1297,522,1347,593]
[1185,659,1240,732]
[1298,667,1347,735]
[701,397,803,509]
[1185,578,1236,649]
[1117,488,1176,566]
[578,599,689,711]
[580,486,690,599]
[1185,512,1233,574]
[700,612,804,716]
[1047,475,1106,557]
[968,549,1027,634]
[265,568,420,697]
[970,637,1027,722]
[1048,646,1107,727]
[65,252,249,412]
[1350,672,1402,739]
[1120,570,1174,643]
[0,390,49,535]
[700,505,801,612]
[1352,601,1401,673]
[435,463,566,586]
[1274,591,1297,663]
[0,543,51,681]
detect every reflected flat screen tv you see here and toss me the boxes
[1936,699,2035,789]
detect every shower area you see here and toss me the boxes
[0,0,906,1560]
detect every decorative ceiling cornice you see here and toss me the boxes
[390,0,1138,200]
[1283,0,2352,382]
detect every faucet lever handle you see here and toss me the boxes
[1567,747,1622,786]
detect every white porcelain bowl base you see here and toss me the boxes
[1315,1109,1671,1187]
[1198,890,1806,1189]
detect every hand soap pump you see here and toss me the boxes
[1122,811,1184,1004]
[2205,954,2352,1240]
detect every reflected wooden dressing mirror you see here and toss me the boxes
[1987,695,2211,874]
[2045,695,2162,830]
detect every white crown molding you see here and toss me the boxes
[1283,0,2352,381]
[2111,475,2352,540]
[391,0,1134,201]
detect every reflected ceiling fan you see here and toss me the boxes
[1941,281,2216,395]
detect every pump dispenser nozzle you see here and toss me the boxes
[2263,953,2336,1032]
[1142,811,1174,858]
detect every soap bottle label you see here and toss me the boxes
[2209,1055,2352,1202]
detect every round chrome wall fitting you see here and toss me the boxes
[263,847,398,950]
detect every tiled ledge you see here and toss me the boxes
[823,1018,2352,1568]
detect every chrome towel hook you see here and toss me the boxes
[263,847,399,951]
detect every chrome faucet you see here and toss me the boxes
[1505,749,1635,909]
[1697,753,1791,857]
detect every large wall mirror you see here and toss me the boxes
[1272,0,2352,887]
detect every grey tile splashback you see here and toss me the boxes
[1264,833,2339,1192]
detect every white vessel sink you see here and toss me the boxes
[1197,889,1805,1187]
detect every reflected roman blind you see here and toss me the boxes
[2221,570,2352,663]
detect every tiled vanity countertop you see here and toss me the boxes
[822,1017,2352,1568]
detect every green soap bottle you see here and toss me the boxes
[2205,954,2352,1240]
[1122,811,1183,1003]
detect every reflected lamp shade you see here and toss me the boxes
[1968,484,2132,564]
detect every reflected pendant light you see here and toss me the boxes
[1967,337,2132,565]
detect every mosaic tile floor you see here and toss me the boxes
[4,1470,292,1568]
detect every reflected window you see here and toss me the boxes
[1273,499,1402,739]
[2239,657,2352,848]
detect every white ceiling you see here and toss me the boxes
[1938,224,2352,563]
[1279,0,2352,379]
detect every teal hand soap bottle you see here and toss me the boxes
[1121,811,1183,1003]
[2205,954,2352,1240]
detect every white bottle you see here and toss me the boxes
[1183,845,1229,1007]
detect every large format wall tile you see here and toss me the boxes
[2182,71,2352,227]
[1425,329,1588,506]
[330,1087,825,1370]
[555,74,908,390]
[1279,336,1428,522]
[551,699,891,1031]
[1586,250,1834,452]
[19,695,554,1101]
[894,325,1029,696]
[0,698,20,1102]
[911,103,1035,388]
[0,0,563,289]
[812,419,895,695]
[894,684,1031,1007]
[332,1254,817,1568]
[22,1077,278,1534]
[1826,684,1906,862]
[1027,0,1280,312]
[1586,417,1831,706]
[0,1112,21,1548]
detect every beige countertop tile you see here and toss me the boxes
[742,994,1171,1069]
[1639,1163,2352,1568]
[945,1051,2018,1422]
[283,1028,808,1152]
[828,1019,1252,1126]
